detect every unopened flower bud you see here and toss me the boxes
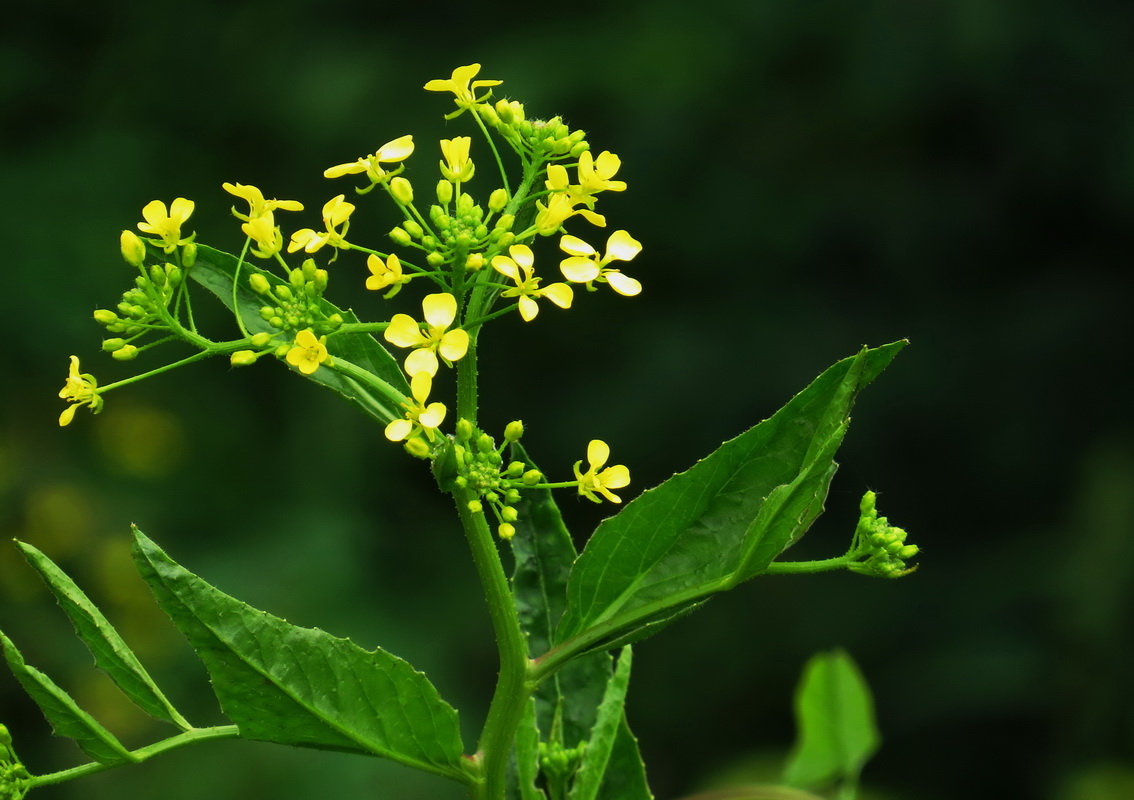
[505,461,525,478]
[112,344,139,361]
[250,332,272,347]
[404,437,431,459]
[477,433,495,453]
[274,285,294,301]
[324,313,343,331]
[120,230,146,266]
[426,251,446,267]
[230,349,258,366]
[246,273,269,295]
[522,469,542,485]
[504,488,521,503]
[498,523,515,540]
[436,179,454,205]
[404,219,424,239]
[315,269,329,292]
[181,241,197,267]
[504,420,524,443]
[488,188,508,212]
[456,419,474,441]
[93,309,119,325]
[389,176,414,204]
[465,253,485,271]
[501,506,518,522]
[101,338,127,352]
[860,490,877,516]
[898,544,919,559]
[389,226,412,246]
[149,264,166,285]
[467,500,483,514]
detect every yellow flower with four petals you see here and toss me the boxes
[58,356,103,426]
[439,137,475,182]
[384,293,469,377]
[285,329,329,375]
[137,198,195,253]
[288,195,355,254]
[366,253,411,298]
[324,135,415,183]
[384,372,447,444]
[221,182,304,221]
[558,230,643,296]
[491,245,573,321]
[574,440,631,503]
[424,64,502,119]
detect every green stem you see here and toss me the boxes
[456,328,481,425]
[454,486,532,800]
[26,725,240,790]
[760,555,855,575]
[97,348,219,394]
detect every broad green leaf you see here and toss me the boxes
[595,718,653,800]
[569,646,633,800]
[0,630,134,765]
[187,244,409,423]
[782,650,879,789]
[555,342,905,654]
[16,541,190,730]
[131,528,467,782]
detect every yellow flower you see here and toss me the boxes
[384,372,447,443]
[58,356,103,426]
[285,329,329,375]
[558,230,642,296]
[574,440,631,504]
[222,182,303,221]
[384,292,469,377]
[423,64,502,118]
[241,212,284,259]
[577,150,627,195]
[137,198,195,253]
[288,195,355,254]
[324,135,415,182]
[491,245,573,321]
[534,192,606,236]
[365,253,411,298]
[439,137,475,182]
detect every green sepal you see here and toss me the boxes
[130,527,468,783]
[0,630,135,765]
[187,244,410,423]
[568,646,633,800]
[15,540,191,730]
[554,342,905,655]
[782,650,880,789]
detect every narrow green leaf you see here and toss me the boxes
[512,698,548,800]
[187,244,409,423]
[16,540,190,730]
[595,717,653,800]
[569,646,633,800]
[131,528,467,782]
[555,342,905,653]
[0,630,134,765]
[783,650,880,789]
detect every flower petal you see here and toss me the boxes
[385,419,413,441]
[384,314,425,348]
[559,235,595,257]
[405,348,439,378]
[560,257,600,283]
[604,271,642,297]
[599,465,631,489]
[541,282,574,310]
[587,439,610,470]
[518,295,539,322]
[377,135,415,162]
[605,230,642,262]
[422,293,458,328]
[439,329,470,362]
[419,402,447,429]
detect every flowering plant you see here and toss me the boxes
[2,64,914,800]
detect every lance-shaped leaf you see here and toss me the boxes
[186,244,409,423]
[0,630,135,765]
[16,540,190,730]
[131,528,467,782]
[554,342,905,656]
[568,646,633,800]
[783,650,879,789]
[595,718,653,800]
[509,698,547,800]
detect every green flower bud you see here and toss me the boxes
[270,315,284,328]
[389,176,414,204]
[504,488,521,503]
[134,275,151,290]
[860,490,877,516]
[149,264,166,285]
[389,226,413,246]
[250,332,272,347]
[426,251,445,267]
[274,344,290,357]
[180,241,197,267]
[436,179,454,205]
[477,433,495,453]
[101,338,127,352]
[93,309,119,325]
[506,461,526,478]
[465,253,485,271]
[112,344,139,361]
[504,420,524,443]
[315,269,329,292]
[501,506,518,522]
[453,475,468,489]
[569,141,589,158]
[478,103,501,126]
[498,523,516,540]
[274,284,294,302]
[404,437,431,459]
[324,313,343,331]
[467,500,483,514]
[486,491,500,503]
[165,264,182,285]
[522,469,542,485]
[898,544,919,559]
[404,219,424,239]
[249,273,271,294]
[456,419,475,441]
[120,229,146,266]
[230,349,258,366]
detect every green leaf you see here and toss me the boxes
[511,698,547,800]
[0,630,134,765]
[782,650,880,789]
[187,244,409,423]
[595,717,653,800]
[555,342,905,654]
[131,528,467,782]
[16,540,190,730]
[569,647,633,800]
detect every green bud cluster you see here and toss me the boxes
[538,739,586,780]
[391,192,516,271]
[252,259,341,335]
[449,419,540,539]
[0,725,30,800]
[848,491,918,578]
[93,258,186,349]
[477,100,589,160]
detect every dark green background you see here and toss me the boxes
[3,2,1133,798]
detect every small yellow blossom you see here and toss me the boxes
[58,356,103,426]
[559,230,643,296]
[222,182,303,221]
[288,195,355,254]
[324,135,415,183]
[285,329,329,375]
[424,64,502,118]
[365,253,411,298]
[535,192,606,235]
[137,198,195,253]
[385,372,447,445]
[439,137,475,182]
[577,151,627,195]
[491,245,573,322]
[574,440,631,504]
[384,293,469,377]
[241,212,285,259]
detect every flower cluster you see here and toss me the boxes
[224,182,304,259]
[447,420,541,539]
[848,491,918,578]
[0,724,29,800]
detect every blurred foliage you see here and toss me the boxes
[2,1,1132,799]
